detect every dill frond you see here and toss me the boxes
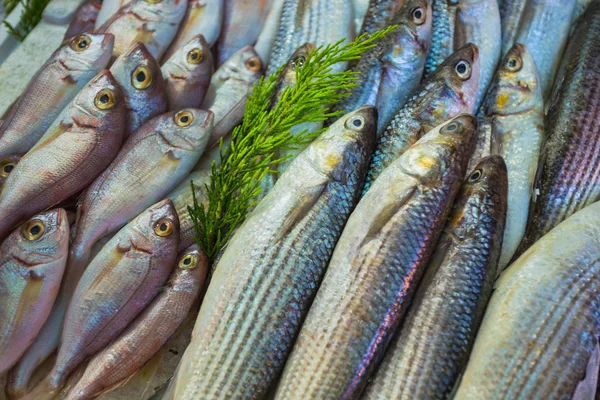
[3,0,51,41]
[3,0,19,15]
[189,26,397,262]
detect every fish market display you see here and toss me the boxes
[162,35,213,110]
[454,199,600,400]
[0,210,69,375]
[275,115,475,399]
[365,43,479,189]
[0,33,113,158]
[110,42,168,136]
[0,71,125,240]
[169,106,377,399]
[23,200,180,400]
[363,155,508,400]
[65,245,208,400]
[333,0,432,134]
[63,0,102,40]
[516,1,600,257]
[424,0,458,76]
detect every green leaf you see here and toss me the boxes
[3,0,52,41]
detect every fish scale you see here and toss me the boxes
[424,0,458,77]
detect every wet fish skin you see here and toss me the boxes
[172,106,377,400]
[201,46,262,148]
[162,35,214,110]
[454,200,600,400]
[0,209,69,375]
[359,0,406,36]
[63,0,102,40]
[0,154,21,189]
[65,244,207,400]
[110,42,168,136]
[163,0,224,59]
[515,2,600,258]
[335,0,432,135]
[275,115,475,400]
[363,155,508,400]
[0,33,114,158]
[499,0,526,55]
[217,0,272,66]
[424,0,459,77]
[22,200,180,400]
[96,0,187,61]
[94,0,129,30]
[514,0,577,99]
[365,43,480,190]
[254,0,286,66]
[0,71,125,241]
[454,0,501,110]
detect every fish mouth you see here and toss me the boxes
[169,72,188,81]
[158,131,196,151]
[101,33,115,49]
[203,110,214,126]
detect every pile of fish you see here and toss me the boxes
[0,0,599,399]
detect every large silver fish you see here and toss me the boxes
[359,0,407,36]
[63,0,102,40]
[515,2,600,258]
[275,115,475,400]
[65,244,207,400]
[110,42,168,136]
[254,0,286,66]
[0,210,69,375]
[22,200,180,400]
[96,0,187,61]
[170,106,377,399]
[363,156,508,400]
[499,0,527,55]
[0,154,21,189]
[365,43,480,190]
[0,33,113,158]
[94,0,129,30]
[162,35,214,110]
[0,71,125,241]
[454,199,600,400]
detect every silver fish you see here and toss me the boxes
[424,0,459,77]
[359,0,407,36]
[499,0,527,55]
[254,0,286,66]
[94,0,129,30]
[63,0,102,40]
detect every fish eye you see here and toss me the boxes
[441,121,462,134]
[22,219,45,241]
[293,55,306,70]
[94,89,116,110]
[345,116,365,130]
[153,219,174,237]
[505,55,523,72]
[411,7,426,25]
[454,59,472,80]
[468,169,483,183]
[245,56,262,71]
[187,48,204,64]
[174,110,194,127]
[179,254,198,269]
[70,35,91,52]
[0,161,15,178]
[131,65,153,90]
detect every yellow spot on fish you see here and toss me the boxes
[325,154,341,168]
[418,155,437,170]
[393,45,403,57]
[432,104,446,120]
[497,92,509,107]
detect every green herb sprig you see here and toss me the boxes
[3,0,52,41]
[189,27,396,262]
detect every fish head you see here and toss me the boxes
[278,43,317,87]
[435,43,480,113]
[110,42,164,101]
[156,109,214,155]
[129,199,180,255]
[0,154,21,189]
[2,209,69,269]
[73,70,124,127]
[165,34,214,77]
[304,105,378,183]
[387,0,432,67]
[214,46,263,85]
[487,43,542,115]
[61,33,114,72]
[402,114,476,185]
[173,244,209,291]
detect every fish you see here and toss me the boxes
[254,0,286,66]
[333,0,432,135]
[110,42,168,136]
[0,154,21,189]
[166,169,211,253]
[453,199,600,400]
[63,0,102,40]
[499,0,527,55]
[94,0,129,30]
[0,71,125,241]
[363,155,508,400]
[359,0,407,36]
[67,108,213,299]
[353,0,371,32]
[96,0,187,61]
[216,0,272,66]
[574,0,594,24]
[478,44,544,270]
[454,0,501,110]
[0,209,69,375]
[364,43,480,191]
[515,1,600,259]
[0,33,113,158]
[201,46,262,148]
[162,35,214,110]
[514,0,577,99]
[42,0,88,24]
[170,106,377,400]
[22,200,180,400]
[274,115,475,400]
[423,0,459,77]
[65,244,207,400]
[267,0,355,76]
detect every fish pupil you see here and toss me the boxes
[181,116,189,123]
[353,119,362,127]
[183,257,191,265]
[447,123,457,131]
[160,223,168,231]
[414,9,422,19]
[78,40,88,49]
[3,164,13,173]
[30,225,41,235]
[508,59,517,68]
[456,63,467,74]
[136,71,146,82]
[191,52,199,60]
[100,94,109,103]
